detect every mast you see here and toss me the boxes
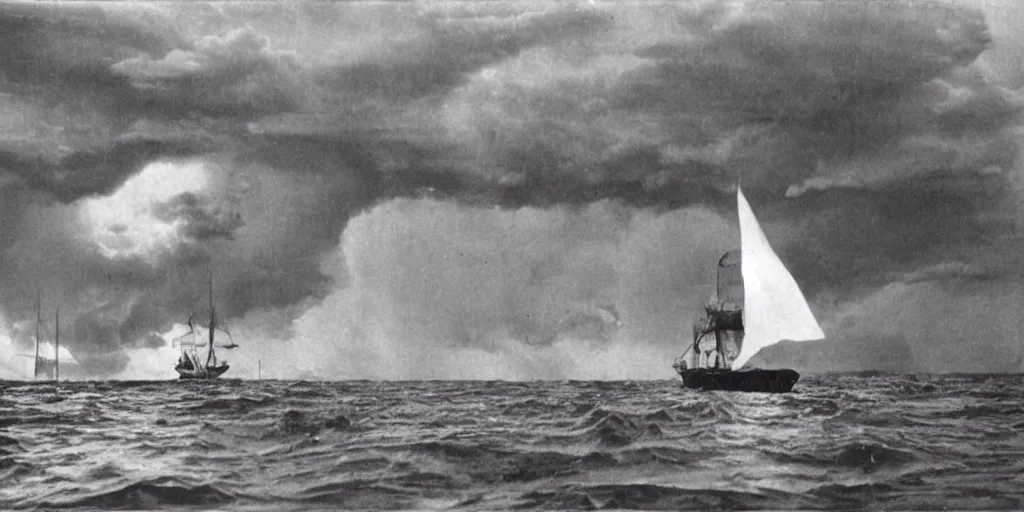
[34,288,40,379]
[206,271,216,368]
[715,253,727,369]
[54,307,59,382]
[711,251,743,369]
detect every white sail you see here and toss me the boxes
[730,186,824,370]
[35,341,79,365]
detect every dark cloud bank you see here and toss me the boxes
[0,1,1022,378]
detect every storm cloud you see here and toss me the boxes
[1,1,1022,378]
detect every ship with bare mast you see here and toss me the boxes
[18,289,77,380]
[174,274,237,379]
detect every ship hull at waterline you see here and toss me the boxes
[175,364,230,380]
[676,367,800,393]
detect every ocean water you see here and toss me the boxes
[1,374,1022,511]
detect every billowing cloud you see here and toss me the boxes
[757,275,1024,374]
[112,25,305,117]
[152,191,244,242]
[314,6,616,101]
[1,1,1023,378]
[0,134,216,203]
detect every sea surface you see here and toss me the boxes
[1,374,1022,510]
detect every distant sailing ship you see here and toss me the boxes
[173,274,237,379]
[35,307,61,381]
[672,185,825,393]
[18,290,77,380]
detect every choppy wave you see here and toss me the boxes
[1,374,1022,510]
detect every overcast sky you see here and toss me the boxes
[0,0,1022,379]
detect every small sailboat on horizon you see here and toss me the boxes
[672,185,825,393]
[173,274,237,380]
[17,290,77,381]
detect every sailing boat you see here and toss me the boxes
[32,306,62,381]
[174,274,236,379]
[672,185,825,393]
[16,290,75,380]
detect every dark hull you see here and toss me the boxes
[176,364,230,380]
[676,368,799,393]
